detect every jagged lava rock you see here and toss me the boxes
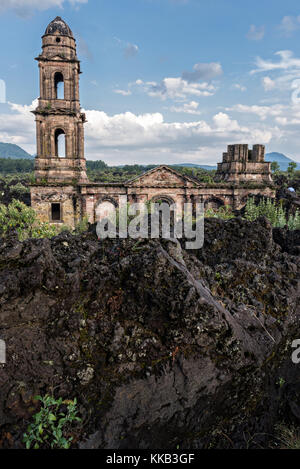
[0,218,299,448]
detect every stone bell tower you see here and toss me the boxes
[33,16,88,183]
[31,17,88,229]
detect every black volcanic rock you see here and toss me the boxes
[0,218,299,449]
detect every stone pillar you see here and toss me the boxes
[252,144,265,162]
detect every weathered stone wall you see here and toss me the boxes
[216,144,272,183]
[31,185,79,228]
[76,169,276,223]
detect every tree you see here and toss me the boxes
[0,199,58,240]
[287,162,297,177]
[271,161,280,173]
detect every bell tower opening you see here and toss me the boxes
[54,72,64,99]
[55,128,66,157]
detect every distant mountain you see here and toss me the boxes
[0,143,33,159]
[265,152,300,171]
[177,153,300,172]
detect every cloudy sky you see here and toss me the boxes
[1,0,300,165]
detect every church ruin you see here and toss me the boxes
[30,17,275,229]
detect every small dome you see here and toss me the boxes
[44,17,73,37]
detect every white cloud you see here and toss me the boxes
[1,98,293,165]
[227,104,285,121]
[0,100,37,153]
[232,84,247,92]
[82,108,273,156]
[182,62,223,82]
[213,112,240,131]
[279,15,300,36]
[251,50,300,99]
[262,76,276,91]
[0,0,87,17]
[136,77,216,101]
[130,62,222,103]
[246,24,265,41]
[113,89,132,96]
[251,50,300,74]
[170,101,201,115]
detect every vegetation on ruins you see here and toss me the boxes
[205,206,235,220]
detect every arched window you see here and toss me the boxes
[55,129,66,158]
[151,195,175,207]
[54,72,64,99]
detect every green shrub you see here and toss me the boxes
[9,182,30,194]
[23,395,81,449]
[31,222,59,239]
[244,197,300,230]
[288,209,300,230]
[75,216,89,234]
[0,199,59,240]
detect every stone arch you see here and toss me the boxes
[96,196,119,208]
[95,197,118,223]
[204,197,225,210]
[54,71,64,99]
[150,195,175,206]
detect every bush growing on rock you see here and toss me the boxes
[245,197,300,230]
[23,395,81,449]
[0,199,58,240]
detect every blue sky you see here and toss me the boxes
[1,0,300,165]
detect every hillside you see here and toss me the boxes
[0,143,32,160]
[265,152,300,171]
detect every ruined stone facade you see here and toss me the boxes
[30,18,275,229]
[216,144,273,183]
